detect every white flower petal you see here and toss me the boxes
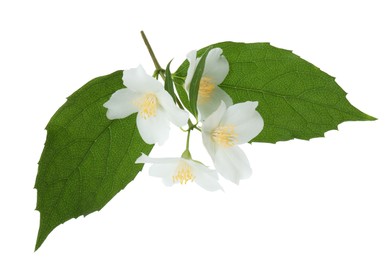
[137,155,222,191]
[184,50,198,91]
[221,101,264,144]
[202,101,227,133]
[202,130,216,162]
[123,65,163,93]
[203,48,229,85]
[136,109,170,145]
[135,154,179,187]
[103,88,139,119]
[188,161,222,191]
[234,116,264,144]
[135,153,180,164]
[201,101,227,159]
[213,86,233,107]
[201,101,228,160]
[198,86,233,120]
[214,146,252,184]
[149,164,177,187]
[156,90,189,127]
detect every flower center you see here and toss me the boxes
[137,93,158,119]
[212,125,238,147]
[172,161,195,184]
[198,76,215,103]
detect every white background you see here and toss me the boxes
[1,0,389,259]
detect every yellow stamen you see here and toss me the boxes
[212,125,238,147]
[136,93,158,119]
[198,77,215,103]
[172,161,195,184]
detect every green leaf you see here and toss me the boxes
[164,61,175,101]
[173,75,192,113]
[188,49,210,118]
[175,42,375,143]
[34,71,153,250]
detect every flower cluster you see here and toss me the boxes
[104,48,264,191]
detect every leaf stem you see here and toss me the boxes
[140,31,165,80]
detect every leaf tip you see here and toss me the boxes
[365,114,377,121]
[34,232,45,252]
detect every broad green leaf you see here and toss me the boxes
[35,71,153,250]
[188,49,210,118]
[164,61,175,101]
[175,42,375,143]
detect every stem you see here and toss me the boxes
[140,31,165,80]
[140,31,197,152]
[140,31,185,110]
[181,129,192,159]
[185,129,191,151]
[182,120,194,159]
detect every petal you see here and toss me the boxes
[203,48,229,85]
[202,130,217,161]
[135,154,180,187]
[103,88,139,119]
[213,86,233,107]
[156,90,189,127]
[123,65,163,93]
[184,50,198,91]
[220,101,264,144]
[149,163,177,187]
[214,146,252,184]
[202,101,226,133]
[136,109,170,145]
[135,153,180,164]
[198,86,233,120]
[188,160,223,191]
[201,102,227,160]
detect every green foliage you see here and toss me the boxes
[174,78,191,112]
[34,40,376,251]
[174,42,375,143]
[188,49,210,118]
[164,61,175,101]
[35,71,153,250]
